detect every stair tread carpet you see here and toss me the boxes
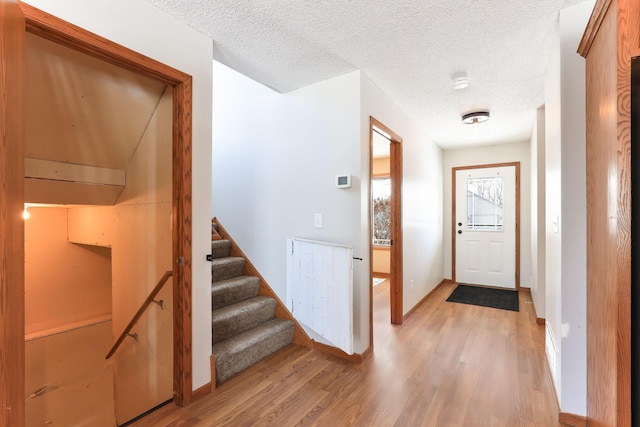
[213,318,295,383]
[211,275,260,309]
[211,256,245,282]
[212,296,276,344]
[210,239,231,259]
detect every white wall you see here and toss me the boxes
[543,0,593,415]
[360,75,444,316]
[213,63,445,352]
[23,0,214,390]
[545,23,564,400]
[443,142,531,288]
[212,62,365,350]
[530,107,546,319]
[558,3,590,415]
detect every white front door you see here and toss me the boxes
[455,165,516,288]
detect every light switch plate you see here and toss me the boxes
[314,213,323,228]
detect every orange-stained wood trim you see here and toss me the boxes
[106,271,173,359]
[369,116,404,352]
[191,382,212,402]
[372,117,404,326]
[584,0,633,424]
[210,354,216,393]
[0,1,25,425]
[370,116,402,142]
[183,354,213,402]
[313,341,371,363]
[20,3,194,407]
[212,218,314,349]
[629,0,640,56]
[578,0,612,57]
[390,139,403,325]
[211,224,221,241]
[515,163,521,289]
[171,75,193,407]
[19,2,189,85]
[585,4,619,424]
[559,411,587,427]
[368,120,374,352]
[403,279,449,322]
[451,162,521,289]
[615,0,632,423]
[521,284,543,323]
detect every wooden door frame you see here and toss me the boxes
[1,1,26,424]
[18,3,193,406]
[369,116,404,351]
[451,162,521,290]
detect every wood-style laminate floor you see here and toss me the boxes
[132,281,559,426]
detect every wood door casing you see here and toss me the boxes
[369,116,404,351]
[390,136,403,324]
[0,0,25,425]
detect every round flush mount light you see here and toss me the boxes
[451,71,469,90]
[462,110,490,124]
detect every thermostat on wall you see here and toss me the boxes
[335,174,351,189]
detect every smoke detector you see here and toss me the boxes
[451,71,469,90]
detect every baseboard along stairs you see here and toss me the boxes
[210,219,303,385]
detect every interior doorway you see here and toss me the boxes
[0,4,194,425]
[23,27,175,425]
[369,117,403,346]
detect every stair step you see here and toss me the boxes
[212,296,276,344]
[213,318,295,384]
[212,276,260,309]
[211,240,231,259]
[211,257,245,282]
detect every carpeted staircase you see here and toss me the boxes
[210,228,295,384]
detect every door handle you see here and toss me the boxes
[458,230,462,234]
[458,222,462,227]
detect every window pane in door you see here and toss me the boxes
[466,176,504,231]
[372,177,391,246]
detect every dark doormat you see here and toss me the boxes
[446,284,519,312]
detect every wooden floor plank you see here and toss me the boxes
[131,281,559,426]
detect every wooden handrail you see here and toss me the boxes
[105,270,173,359]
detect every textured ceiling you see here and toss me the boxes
[144,0,589,149]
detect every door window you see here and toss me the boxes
[466,175,504,231]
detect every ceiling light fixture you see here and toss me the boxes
[451,71,469,90]
[462,110,490,124]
